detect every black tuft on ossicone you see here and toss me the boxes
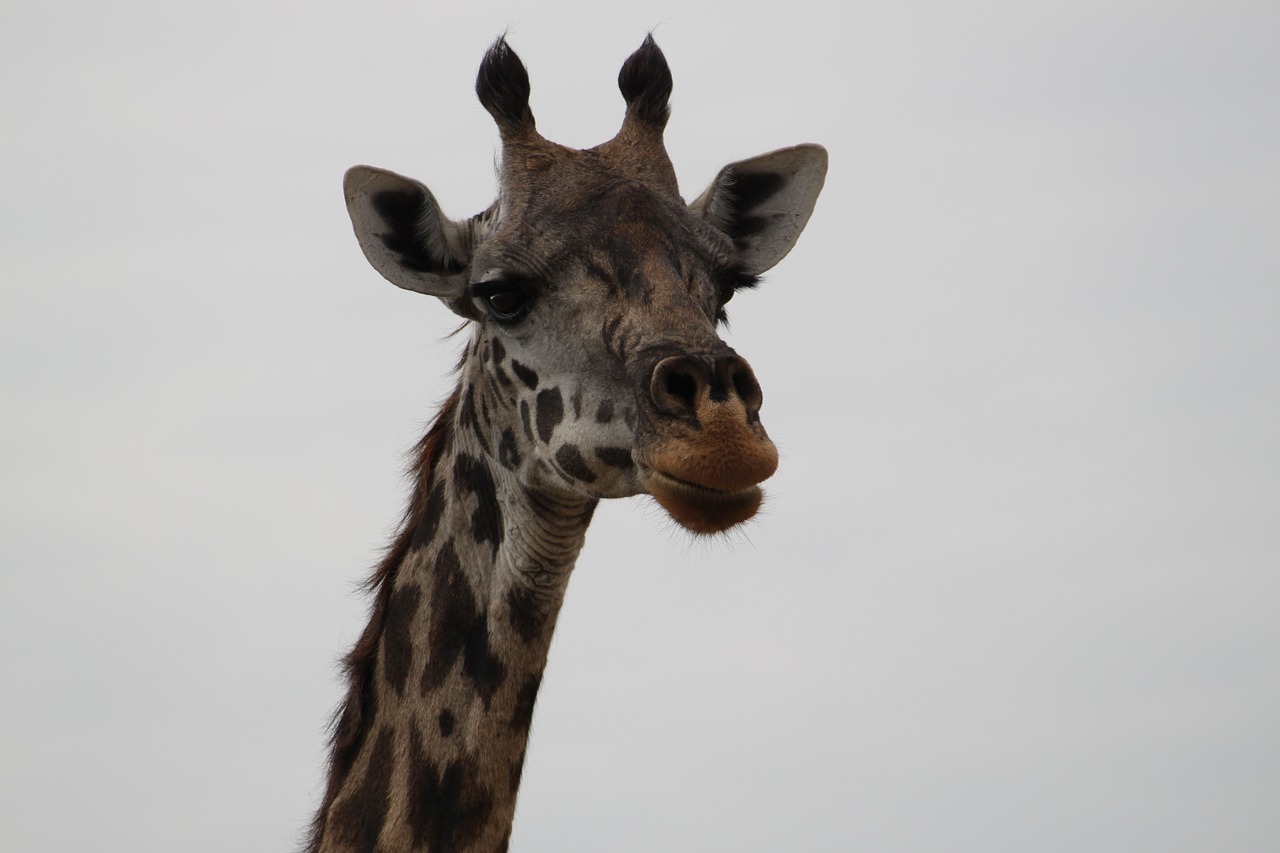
[476,37,533,132]
[618,34,672,127]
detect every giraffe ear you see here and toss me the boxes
[343,166,476,298]
[690,144,828,275]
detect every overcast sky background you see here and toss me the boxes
[2,1,1278,851]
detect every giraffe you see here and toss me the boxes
[308,36,826,853]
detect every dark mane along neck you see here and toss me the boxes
[308,390,458,852]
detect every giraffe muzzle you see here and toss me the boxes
[636,351,778,533]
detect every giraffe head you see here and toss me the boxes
[344,37,826,534]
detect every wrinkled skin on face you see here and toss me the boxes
[344,37,826,533]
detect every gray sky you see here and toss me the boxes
[2,1,1278,851]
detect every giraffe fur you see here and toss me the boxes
[309,35,827,852]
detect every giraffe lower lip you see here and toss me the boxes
[640,467,765,534]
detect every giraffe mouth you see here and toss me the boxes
[640,467,765,534]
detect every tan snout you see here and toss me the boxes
[638,352,778,534]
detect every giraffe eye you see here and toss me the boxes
[472,278,534,324]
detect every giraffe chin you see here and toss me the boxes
[642,470,765,534]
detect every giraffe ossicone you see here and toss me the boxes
[310,36,826,852]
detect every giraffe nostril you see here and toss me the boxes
[651,356,708,416]
[651,354,765,418]
[730,364,763,414]
[664,370,698,409]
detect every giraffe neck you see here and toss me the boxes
[310,389,597,853]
